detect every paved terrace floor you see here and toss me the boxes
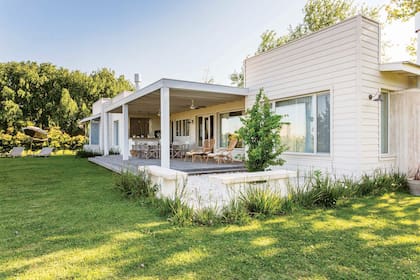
[89,155,246,175]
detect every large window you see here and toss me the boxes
[174,119,190,137]
[275,91,330,153]
[381,89,389,154]
[90,121,100,145]
[219,111,243,148]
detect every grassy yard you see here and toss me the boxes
[0,156,419,279]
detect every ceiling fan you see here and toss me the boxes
[189,99,206,110]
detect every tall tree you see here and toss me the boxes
[229,69,244,88]
[0,61,134,135]
[256,0,380,54]
[386,0,419,22]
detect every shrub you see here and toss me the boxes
[114,170,158,199]
[239,185,282,217]
[193,207,221,226]
[221,199,251,225]
[238,89,286,171]
[75,149,102,158]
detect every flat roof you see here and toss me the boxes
[79,113,100,124]
[380,61,420,76]
[104,78,249,113]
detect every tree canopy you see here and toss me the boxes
[256,0,380,55]
[386,0,419,22]
[0,61,133,135]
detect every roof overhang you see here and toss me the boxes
[105,78,250,114]
[380,61,420,76]
[79,113,100,124]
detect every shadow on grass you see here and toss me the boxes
[0,157,419,279]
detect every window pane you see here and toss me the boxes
[317,93,330,153]
[91,121,100,145]
[276,96,314,153]
[219,111,243,148]
[381,91,389,154]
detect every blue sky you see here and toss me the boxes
[0,0,412,86]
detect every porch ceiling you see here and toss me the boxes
[109,88,245,115]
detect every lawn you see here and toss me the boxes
[0,156,419,279]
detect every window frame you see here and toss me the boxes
[218,110,244,148]
[380,89,391,155]
[274,90,331,155]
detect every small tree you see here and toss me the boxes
[238,89,286,172]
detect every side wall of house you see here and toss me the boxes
[358,17,411,173]
[245,17,362,176]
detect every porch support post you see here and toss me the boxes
[122,104,129,160]
[160,87,170,168]
[103,112,109,156]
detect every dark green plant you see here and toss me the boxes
[114,170,158,199]
[75,149,102,158]
[238,89,286,172]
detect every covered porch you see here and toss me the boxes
[82,78,250,170]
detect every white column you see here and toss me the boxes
[103,112,109,156]
[122,104,129,160]
[160,87,170,168]
[99,111,104,152]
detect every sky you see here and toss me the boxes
[0,0,416,86]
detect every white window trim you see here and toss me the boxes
[274,90,332,155]
[380,89,391,156]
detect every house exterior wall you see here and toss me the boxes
[244,16,413,177]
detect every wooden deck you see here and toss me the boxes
[88,155,246,175]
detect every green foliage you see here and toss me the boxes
[289,170,409,209]
[239,185,283,216]
[238,89,286,171]
[1,157,419,279]
[193,207,220,226]
[229,69,244,88]
[256,0,380,54]
[114,170,158,199]
[0,61,133,135]
[75,149,103,158]
[221,199,251,225]
[386,0,419,22]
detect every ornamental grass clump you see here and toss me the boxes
[114,170,158,199]
[239,185,283,217]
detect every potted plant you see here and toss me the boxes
[408,165,420,196]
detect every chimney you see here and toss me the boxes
[134,73,141,90]
[416,12,420,65]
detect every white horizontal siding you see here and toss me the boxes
[245,17,363,176]
[358,17,409,172]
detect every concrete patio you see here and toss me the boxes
[89,155,246,175]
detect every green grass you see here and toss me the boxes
[0,156,419,279]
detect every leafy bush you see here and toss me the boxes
[221,199,251,225]
[239,185,282,216]
[114,170,158,199]
[238,89,286,171]
[76,149,102,158]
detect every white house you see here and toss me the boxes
[81,14,420,177]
